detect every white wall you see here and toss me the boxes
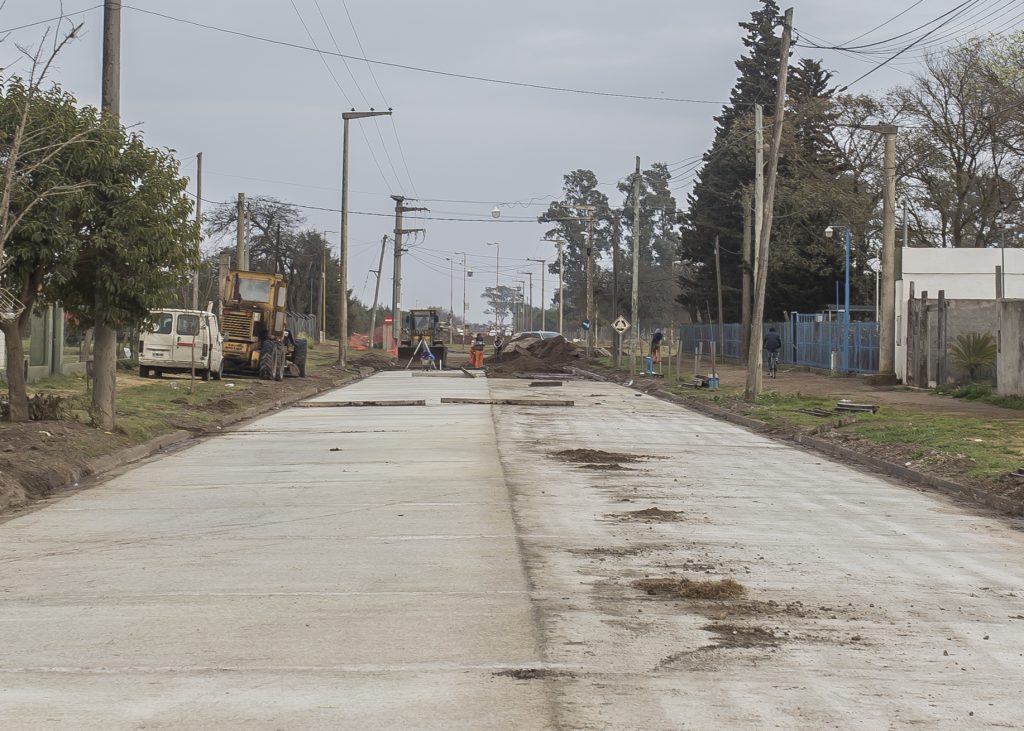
[895,247,1024,381]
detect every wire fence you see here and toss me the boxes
[678,317,879,374]
[287,312,320,343]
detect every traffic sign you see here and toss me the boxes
[581,319,591,331]
[612,315,630,334]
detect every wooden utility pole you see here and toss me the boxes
[744,7,793,403]
[94,0,121,432]
[369,235,387,349]
[741,189,752,354]
[235,193,246,272]
[714,235,724,349]
[192,151,202,310]
[631,156,641,374]
[390,195,426,347]
[753,103,764,304]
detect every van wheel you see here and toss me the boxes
[154,369,163,378]
[201,366,211,382]
[212,360,224,380]
[258,341,276,380]
[139,366,149,378]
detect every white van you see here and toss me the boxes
[138,309,224,381]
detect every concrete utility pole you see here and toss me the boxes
[487,242,501,329]
[320,232,328,341]
[454,251,467,345]
[447,256,455,344]
[879,125,898,377]
[611,215,621,322]
[631,156,641,374]
[522,271,534,329]
[236,193,246,272]
[192,151,202,310]
[745,7,793,403]
[340,110,392,366]
[585,215,595,355]
[93,0,121,432]
[527,258,546,330]
[368,235,387,349]
[550,239,565,335]
[391,195,426,347]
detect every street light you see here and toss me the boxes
[518,271,534,329]
[340,109,392,366]
[491,206,501,219]
[486,241,500,329]
[515,280,526,333]
[825,225,852,372]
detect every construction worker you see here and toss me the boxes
[470,332,486,368]
[493,334,505,361]
[650,328,664,360]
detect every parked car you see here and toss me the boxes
[138,308,224,381]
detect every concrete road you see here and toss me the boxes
[2,372,1024,729]
[0,372,554,730]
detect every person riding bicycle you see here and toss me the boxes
[763,327,782,374]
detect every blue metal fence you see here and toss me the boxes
[678,316,879,374]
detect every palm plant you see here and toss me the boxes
[949,332,997,382]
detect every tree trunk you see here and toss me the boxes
[93,324,117,430]
[1,317,30,422]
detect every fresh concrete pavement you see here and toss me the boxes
[1,372,1023,729]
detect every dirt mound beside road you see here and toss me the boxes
[487,336,583,377]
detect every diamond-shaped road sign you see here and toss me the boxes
[611,315,630,334]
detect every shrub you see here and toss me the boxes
[949,332,997,381]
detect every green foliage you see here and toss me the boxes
[948,332,997,381]
[51,124,200,330]
[946,382,1024,410]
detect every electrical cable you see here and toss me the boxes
[119,4,729,105]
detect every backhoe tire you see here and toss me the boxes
[274,341,285,381]
[139,366,149,378]
[259,340,276,380]
[293,339,308,378]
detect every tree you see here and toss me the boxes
[52,124,200,428]
[0,82,94,422]
[481,285,517,327]
[893,41,1024,248]
[538,169,612,325]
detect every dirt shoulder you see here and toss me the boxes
[584,360,1024,515]
[0,344,383,513]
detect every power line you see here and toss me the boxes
[119,4,730,105]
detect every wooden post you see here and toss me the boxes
[936,289,946,386]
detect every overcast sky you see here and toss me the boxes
[0,0,996,321]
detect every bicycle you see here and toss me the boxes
[766,349,779,378]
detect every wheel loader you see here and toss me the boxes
[219,270,308,380]
[398,308,447,369]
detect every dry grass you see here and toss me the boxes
[636,577,746,600]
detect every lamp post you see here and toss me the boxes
[527,257,546,330]
[519,271,534,330]
[486,241,500,329]
[515,280,526,333]
[825,225,852,372]
[340,109,392,366]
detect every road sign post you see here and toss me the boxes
[611,316,630,369]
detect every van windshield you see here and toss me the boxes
[237,277,272,303]
[177,314,200,336]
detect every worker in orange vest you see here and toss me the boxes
[470,332,486,368]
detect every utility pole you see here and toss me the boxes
[391,195,426,347]
[368,235,386,349]
[192,151,202,310]
[586,215,594,355]
[879,125,898,377]
[714,235,724,349]
[741,189,752,354]
[320,232,327,341]
[522,271,534,329]
[745,7,793,402]
[754,103,764,299]
[554,239,565,335]
[93,0,122,432]
[236,193,246,271]
[340,110,392,366]
[447,256,455,344]
[631,156,641,374]
[486,242,501,330]
[527,258,546,330]
[455,251,467,345]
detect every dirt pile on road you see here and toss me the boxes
[636,577,746,600]
[554,448,644,464]
[487,335,584,376]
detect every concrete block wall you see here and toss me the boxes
[997,300,1024,397]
